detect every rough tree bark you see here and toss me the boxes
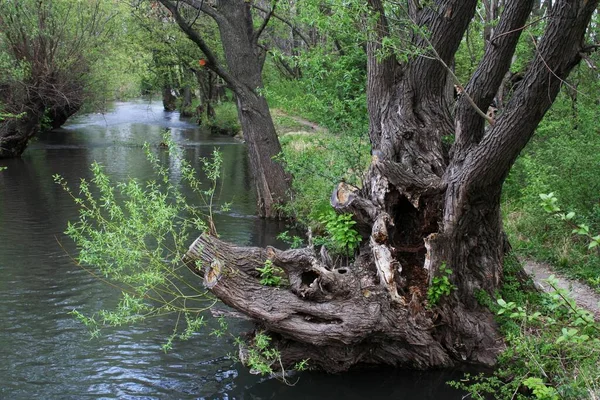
[0,88,44,159]
[183,0,599,371]
[158,0,291,218]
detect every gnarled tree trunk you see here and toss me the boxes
[162,86,178,111]
[0,111,43,159]
[48,99,83,130]
[215,1,290,218]
[0,82,44,158]
[183,0,598,371]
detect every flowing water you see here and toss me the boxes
[0,100,464,399]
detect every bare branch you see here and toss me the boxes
[250,2,311,47]
[156,0,238,89]
[489,15,547,45]
[178,0,223,22]
[252,0,278,45]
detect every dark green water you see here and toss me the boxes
[0,100,465,399]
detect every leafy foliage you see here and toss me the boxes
[277,130,370,228]
[56,137,226,345]
[206,102,241,135]
[539,193,600,252]
[256,260,285,287]
[237,331,310,382]
[453,257,600,399]
[427,263,456,306]
[316,211,362,257]
[503,87,600,288]
[0,0,147,115]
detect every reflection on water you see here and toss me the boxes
[0,99,464,399]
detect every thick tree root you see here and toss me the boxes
[183,233,502,372]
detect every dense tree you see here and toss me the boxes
[156,0,291,218]
[0,1,117,158]
[184,0,599,371]
[0,1,150,158]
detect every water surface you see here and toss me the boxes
[0,100,464,399]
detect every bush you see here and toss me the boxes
[56,138,225,347]
[278,130,369,226]
[206,102,240,136]
[452,257,600,399]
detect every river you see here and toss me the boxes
[0,100,464,399]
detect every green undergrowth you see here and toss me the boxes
[265,59,367,135]
[278,129,369,227]
[175,97,241,136]
[502,89,600,292]
[206,101,241,136]
[453,255,600,399]
[271,111,309,134]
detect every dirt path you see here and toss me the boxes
[524,259,600,319]
[272,109,327,134]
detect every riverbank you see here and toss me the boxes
[272,104,600,398]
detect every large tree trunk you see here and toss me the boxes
[159,0,291,218]
[179,86,193,117]
[0,93,81,156]
[234,93,290,218]
[0,83,44,158]
[211,1,290,218]
[183,0,598,371]
[47,100,83,130]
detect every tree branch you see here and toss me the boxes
[453,0,535,158]
[461,0,598,192]
[157,0,238,89]
[250,2,311,47]
[413,0,479,67]
[252,0,278,45]
[178,0,223,22]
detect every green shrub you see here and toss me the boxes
[427,263,456,306]
[56,137,224,346]
[502,89,600,285]
[316,211,362,257]
[256,259,285,287]
[452,260,600,399]
[278,130,369,227]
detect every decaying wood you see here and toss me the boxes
[184,233,501,371]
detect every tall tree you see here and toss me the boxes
[156,0,291,218]
[184,0,599,371]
